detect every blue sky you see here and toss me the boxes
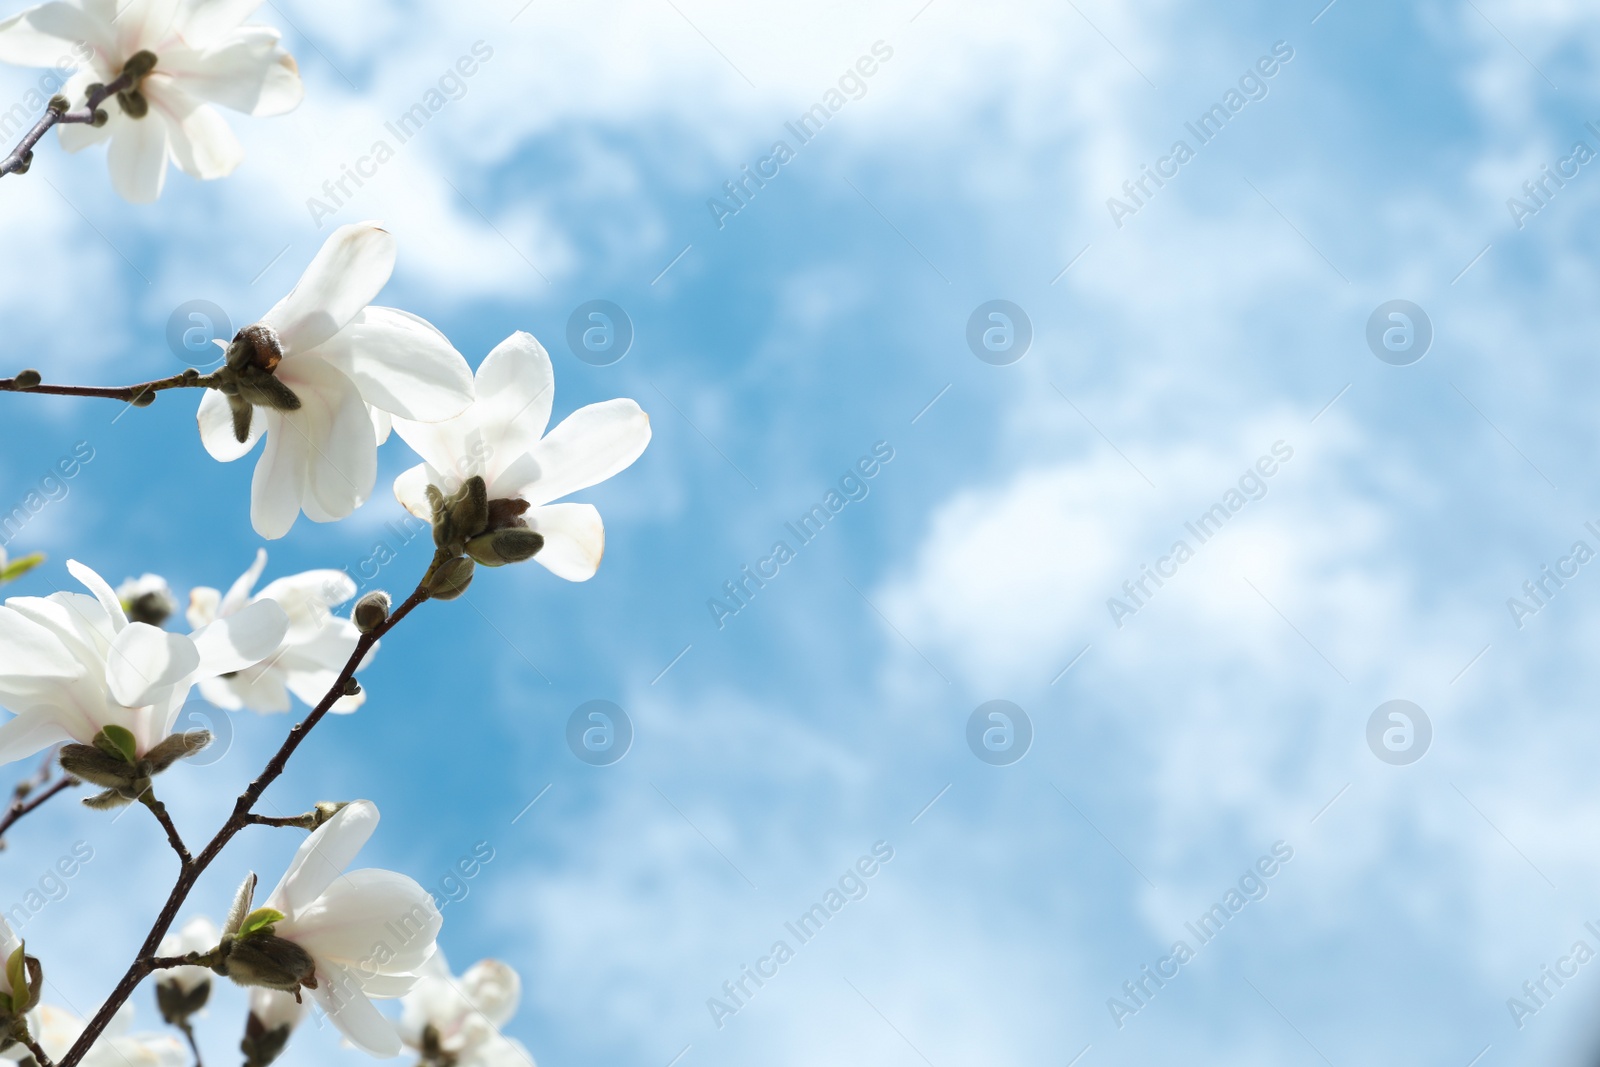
[4,0,1600,1064]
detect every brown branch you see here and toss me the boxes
[0,71,134,179]
[21,1033,57,1067]
[0,751,80,850]
[56,572,437,1067]
[0,369,217,405]
[139,794,191,866]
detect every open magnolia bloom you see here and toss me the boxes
[2,1004,184,1067]
[393,332,651,582]
[0,0,303,201]
[400,955,533,1067]
[198,222,476,540]
[215,801,441,1057]
[0,559,288,790]
[188,549,371,714]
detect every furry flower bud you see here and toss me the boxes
[352,592,390,633]
[465,528,544,567]
[11,370,39,390]
[424,556,474,601]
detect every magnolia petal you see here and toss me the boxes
[205,666,289,714]
[392,462,436,522]
[311,965,401,1058]
[219,548,269,617]
[196,387,265,462]
[523,503,604,582]
[249,410,305,540]
[176,0,265,45]
[145,76,242,180]
[459,959,521,1028]
[268,359,377,522]
[67,559,127,633]
[162,26,302,114]
[0,3,112,67]
[286,868,439,973]
[262,223,395,356]
[268,799,377,917]
[371,405,392,445]
[116,0,180,56]
[106,623,200,709]
[502,399,651,507]
[106,112,170,204]
[476,331,555,468]
[315,306,473,423]
[256,569,356,635]
[0,607,82,681]
[0,711,68,768]
[189,598,287,677]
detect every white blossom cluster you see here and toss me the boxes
[0,2,651,1063]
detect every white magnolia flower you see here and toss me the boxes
[247,800,441,1057]
[3,1004,185,1067]
[400,955,533,1067]
[157,915,217,995]
[0,559,287,766]
[247,986,303,1034]
[188,549,370,714]
[116,573,177,627]
[393,332,650,581]
[0,0,303,202]
[197,223,475,540]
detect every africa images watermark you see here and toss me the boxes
[706,40,895,231]
[1108,840,1294,1029]
[706,441,895,629]
[1504,519,1600,630]
[1105,40,1295,230]
[1106,440,1294,629]
[0,441,97,549]
[1505,120,1600,231]
[306,40,496,227]
[705,841,895,1030]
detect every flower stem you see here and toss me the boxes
[21,1033,57,1067]
[0,72,135,180]
[0,370,219,405]
[139,791,191,865]
[0,752,79,851]
[55,570,437,1067]
[175,1018,202,1067]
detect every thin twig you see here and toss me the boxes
[21,1034,56,1067]
[57,571,438,1067]
[0,751,80,850]
[140,794,191,866]
[175,1019,202,1067]
[0,369,217,405]
[0,71,134,179]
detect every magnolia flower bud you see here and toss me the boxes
[121,49,158,80]
[11,370,39,390]
[352,592,390,633]
[465,528,544,567]
[219,933,318,994]
[156,975,211,1026]
[424,556,474,601]
[241,1002,297,1067]
[449,476,489,539]
[117,574,176,626]
[46,95,67,114]
[115,89,148,118]
[226,323,284,375]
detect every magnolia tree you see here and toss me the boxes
[0,2,652,1065]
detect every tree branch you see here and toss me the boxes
[175,1018,202,1067]
[139,793,191,866]
[0,71,134,180]
[0,752,79,851]
[57,573,437,1067]
[0,369,217,405]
